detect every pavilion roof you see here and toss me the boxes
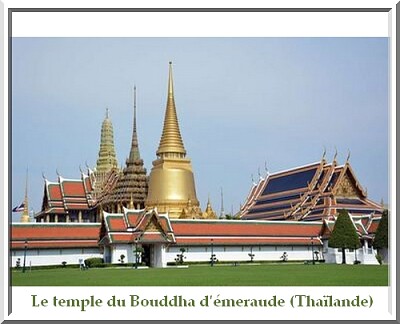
[240,157,383,222]
[39,169,97,216]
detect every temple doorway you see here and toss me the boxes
[141,244,153,267]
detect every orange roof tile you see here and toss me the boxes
[12,224,100,240]
[48,184,62,200]
[175,237,321,245]
[106,216,127,231]
[171,220,322,237]
[62,181,86,197]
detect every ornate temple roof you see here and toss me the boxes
[100,207,175,244]
[11,223,101,249]
[99,208,324,246]
[37,169,96,216]
[240,155,383,221]
[14,209,381,250]
[103,86,148,208]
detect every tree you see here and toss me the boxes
[328,209,360,264]
[373,209,388,250]
[118,254,126,264]
[174,248,186,265]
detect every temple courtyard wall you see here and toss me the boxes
[11,243,380,267]
[11,248,102,267]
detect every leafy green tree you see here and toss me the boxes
[373,209,388,250]
[328,209,360,264]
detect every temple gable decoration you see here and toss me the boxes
[101,208,176,245]
[332,163,366,198]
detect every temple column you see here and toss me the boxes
[78,210,83,222]
[66,214,70,223]
[54,214,58,223]
[46,214,50,223]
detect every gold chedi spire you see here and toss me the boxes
[20,169,30,223]
[156,62,186,158]
[146,62,201,218]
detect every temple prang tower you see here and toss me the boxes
[146,62,201,218]
[94,108,119,195]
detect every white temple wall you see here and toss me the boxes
[153,244,167,268]
[324,247,379,265]
[11,248,102,267]
[110,244,135,264]
[166,245,322,263]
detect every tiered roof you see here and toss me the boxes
[240,156,383,221]
[38,170,97,216]
[100,208,324,247]
[11,223,101,249]
[100,208,175,244]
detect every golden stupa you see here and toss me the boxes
[146,62,201,218]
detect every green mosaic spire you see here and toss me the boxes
[96,108,118,172]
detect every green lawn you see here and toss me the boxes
[12,263,388,286]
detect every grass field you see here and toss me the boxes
[12,263,388,286]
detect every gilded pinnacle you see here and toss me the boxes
[156,62,186,157]
[20,169,30,222]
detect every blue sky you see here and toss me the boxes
[11,37,389,221]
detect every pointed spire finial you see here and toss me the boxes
[264,161,270,176]
[21,168,30,222]
[168,61,174,97]
[106,107,109,119]
[346,149,351,163]
[156,62,186,158]
[127,85,141,162]
[220,187,225,218]
[322,146,326,160]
